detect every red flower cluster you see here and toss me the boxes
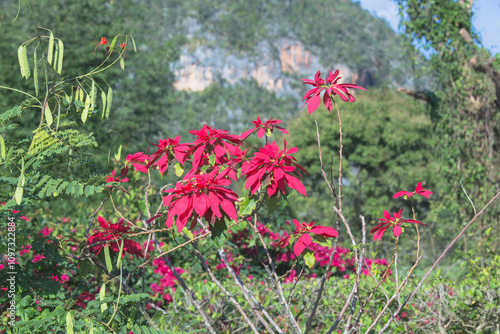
[87,216,143,258]
[184,125,243,170]
[242,141,307,197]
[240,117,288,140]
[146,136,189,174]
[163,168,239,233]
[302,70,366,114]
[370,209,427,241]
[393,182,433,199]
[276,220,338,256]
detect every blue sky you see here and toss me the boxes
[357,0,500,54]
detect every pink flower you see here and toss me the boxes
[393,182,433,199]
[38,226,54,237]
[32,254,46,263]
[276,220,338,256]
[163,168,239,233]
[125,152,150,174]
[240,117,288,140]
[62,217,71,223]
[370,209,427,241]
[302,70,366,114]
[241,141,307,197]
[145,136,190,174]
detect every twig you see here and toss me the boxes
[247,214,303,334]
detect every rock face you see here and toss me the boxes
[173,38,354,96]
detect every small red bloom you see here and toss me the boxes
[87,216,143,258]
[302,70,366,114]
[76,292,95,308]
[370,209,427,241]
[276,220,338,256]
[38,226,54,237]
[240,117,289,140]
[163,168,239,233]
[241,141,307,197]
[393,182,433,199]
[94,37,108,55]
[105,170,129,186]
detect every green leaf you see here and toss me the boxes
[130,35,137,52]
[238,197,256,217]
[210,219,227,249]
[65,311,74,334]
[105,87,113,118]
[174,162,184,177]
[101,90,107,118]
[91,80,95,113]
[100,283,108,313]
[208,154,216,166]
[108,35,118,54]
[182,227,194,239]
[120,57,125,70]
[33,49,39,96]
[116,240,124,268]
[57,39,64,74]
[81,94,90,123]
[4,147,13,168]
[104,245,113,272]
[14,186,23,205]
[44,103,53,126]
[47,32,54,65]
[0,135,5,160]
[303,250,315,269]
[114,144,122,161]
[18,45,30,79]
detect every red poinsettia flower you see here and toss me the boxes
[76,291,95,308]
[183,125,243,170]
[240,117,289,140]
[105,170,129,186]
[145,136,189,174]
[125,152,150,174]
[163,168,239,233]
[370,209,427,241]
[302,70,366,114]
[393,182,433,199]
[276,220,338,256]
[242,141,307,197]
[87,216,143,258]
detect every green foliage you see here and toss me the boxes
[397,0,500,255]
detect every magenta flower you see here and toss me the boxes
[370,209,427,241]
[146,136,190,174]
[240,117,289,140]
[276,220,338,256]
[393,182,433,199]
[241,141,307,197]
[184,125,243,170]
[163,168,239,233]
[125,152,150,174]
[302,70,366,114]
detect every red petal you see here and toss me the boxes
[393,225,402,237]
[310,226,338,238]
[293,240,306,256]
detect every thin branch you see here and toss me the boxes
[378,190,500,332]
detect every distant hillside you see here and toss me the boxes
[172,0,409,95]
